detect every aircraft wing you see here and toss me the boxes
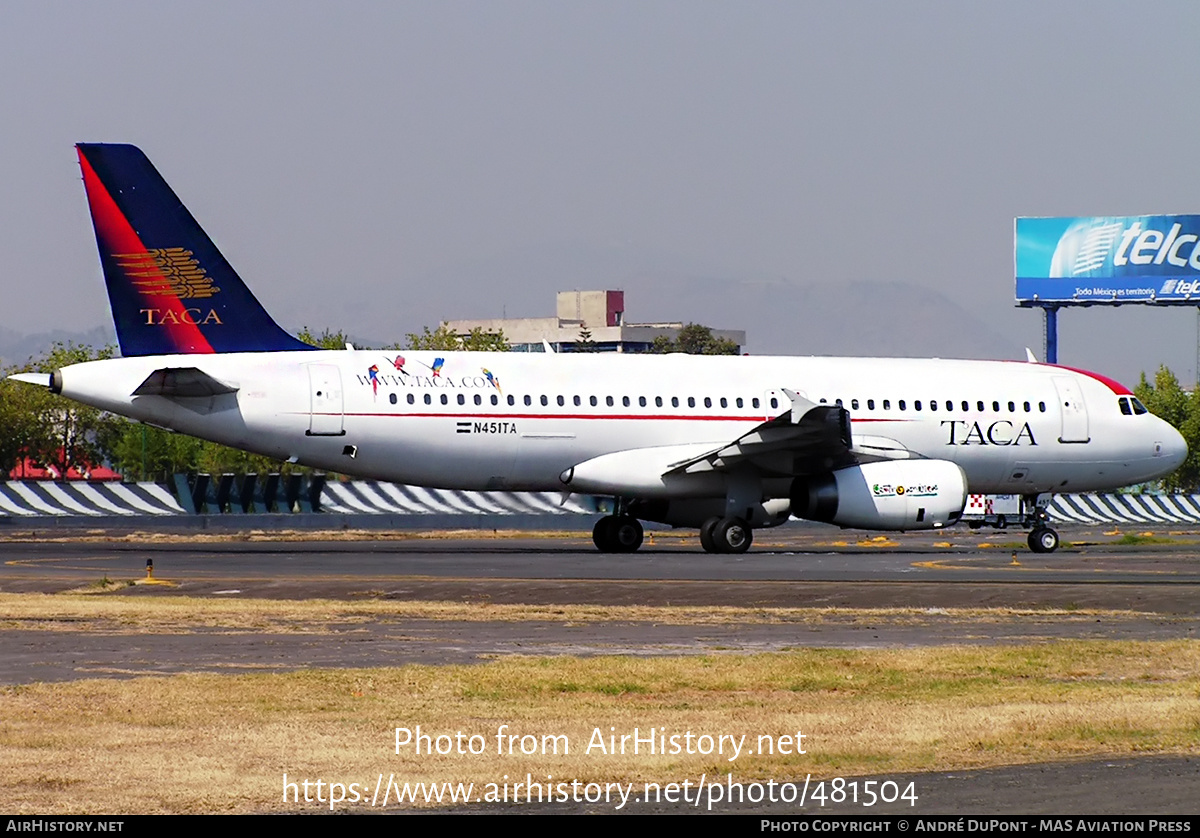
[663,389,895,478]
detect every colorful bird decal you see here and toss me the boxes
[482,368,502,394]
[367,364,380,396]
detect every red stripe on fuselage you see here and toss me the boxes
[1048,364,1133,395]
[77,148,214,354]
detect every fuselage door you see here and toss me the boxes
[1052,375,1089,443]
[307,364,345,436]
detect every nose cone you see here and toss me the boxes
[1160,422,1189,473]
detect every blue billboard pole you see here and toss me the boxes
[1043,305,1058,365]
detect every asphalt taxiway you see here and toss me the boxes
[3,524,1198,814]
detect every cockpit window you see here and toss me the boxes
[1119,397,1149,416]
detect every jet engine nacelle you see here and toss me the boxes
[790,460,967,530]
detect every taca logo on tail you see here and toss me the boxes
[75,143,314,356]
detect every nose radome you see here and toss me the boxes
[1159,422,1188,470]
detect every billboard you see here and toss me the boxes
[1015,214,1200,304]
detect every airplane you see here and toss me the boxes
[7,144,1188,555]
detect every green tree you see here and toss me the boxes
[1134,366,1200,492]
[575,325,598,353]
[297,327,357,350]
[406,323,508,351]
[1,343,122,478]
[650,324,739,355]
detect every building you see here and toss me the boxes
[444,290,745,353]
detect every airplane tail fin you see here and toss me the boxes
[75,143,314,356]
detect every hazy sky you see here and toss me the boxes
[3,1,1200,383]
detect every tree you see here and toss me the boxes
[1134,366,1200,492]
[1,342,122,478]
[575,325,598,353]
[406,323,508,352]
[297,327,357,350]
[649,323,739,355]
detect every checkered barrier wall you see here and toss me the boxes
[1,480,1197,524]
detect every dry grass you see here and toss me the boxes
[2,643,1198,813]
[0,592,1147,633]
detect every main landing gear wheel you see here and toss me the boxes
[700,516,753,554]
[1028,527,1060,553]
[592,515,644,553]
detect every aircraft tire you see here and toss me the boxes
[699,517,720,553]
[592,516,616,552]
[712,517,753,554]
[611,516,644,553]
[1028,527,1059,553]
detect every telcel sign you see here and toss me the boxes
[1016,215,1200,305]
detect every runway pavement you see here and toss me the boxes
[3,524,1199,684]
[3,523,1198,814]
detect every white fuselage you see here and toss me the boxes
[55,350,1187,499]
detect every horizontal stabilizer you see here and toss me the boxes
[6,373,52,387]
[133,367,238,398]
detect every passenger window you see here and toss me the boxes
[915,400,922,411]
[688,397,696,408]
[389,393,397,405]
[770,397,778,409]
[1008,401,1015,412]
[655,396,663,408]
[977,401,984,412]
[899,400,907,411]
[590,396,597,407]
[883,399,891,410]
[524,395,532,406]
[491,395,498,406]
[851,399,859,410]
[573,395,581,406]
[541,395,548,406]
[867,399,875,410]
[1039,402,1046,412]
[474,394,482,406]
[720,397,727,408]
[424,393,432,405]
[606,396,614,407]
[622,396,630,407]
[507,395,515,406]
[407,394,415,405]
[752,398,760,409]
[736,397,744,408]
[557,395,564,407]
[992,401,1000,412]
[672,397,679,408]
[639,396,647,407]
[440,394,448,405]
[1023,401,1030,412]
[929,400,936,412]
[704,397,712,408]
